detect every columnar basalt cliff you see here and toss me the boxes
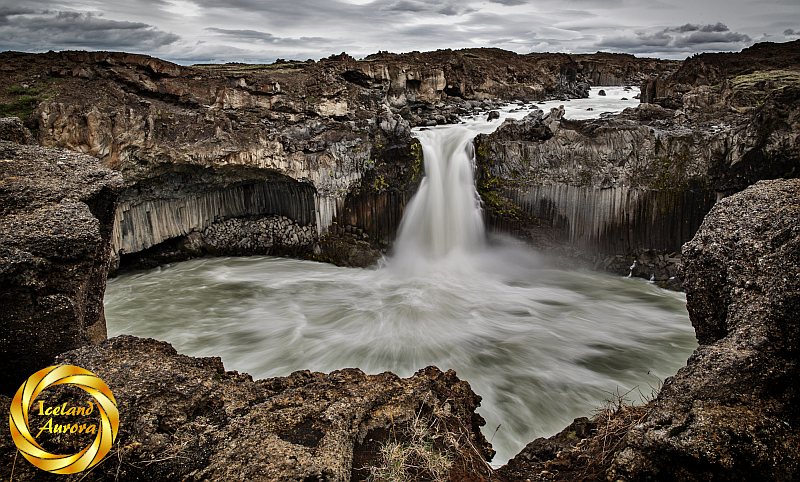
[1,43,799,481]
[476,40,800,284]
[0,133,123,395]
[499,178,800,480]
[0,48,674,269]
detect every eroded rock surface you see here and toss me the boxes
[0,141,123,394]
[609,178,800,480]
[0,116,33,144]
[499,178,800,481]
[0,336,495,481]
[476,40,800,285]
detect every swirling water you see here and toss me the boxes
[105,87,696,465]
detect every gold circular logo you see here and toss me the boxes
[8,365,119,474]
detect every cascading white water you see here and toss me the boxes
[105,87,695,465]
[394,127,485,259]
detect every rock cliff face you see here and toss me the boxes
[609,179,800,480]
[0,136,123,395]
[499,178,800,480]
[476,41,799,284]
[0,49,672,269]
[0,336,495,481]
[573,52,680,86]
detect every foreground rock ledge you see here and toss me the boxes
[499,178,800,481]
[0,335,494,481]
[0,139,123,395]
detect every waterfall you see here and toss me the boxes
[393,127,485,259]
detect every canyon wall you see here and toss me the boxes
[0,49,673,269]
[1,178,795,480]
[476,41,799,284]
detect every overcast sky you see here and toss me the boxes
[0,0,797,64]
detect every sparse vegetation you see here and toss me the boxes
[1,85,43,120]
[409,140,424,182]
[368,418,453,481]
[731,69,800,91]
[372,175,389,192]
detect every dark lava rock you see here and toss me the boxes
[610,178,800,480]
[0,336,495,481]
[0,141,123,395]
[480,110,554,143]
[499,179,800,480]
[0,116,32,144]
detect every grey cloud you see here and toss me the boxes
[785,28,798,36]
[599,30,672,48]
[388,0,427,13]
[205,28,327,45]
[370,0,476,16]
[598,22,752,55]
[671,22,730,33]
[0,9,179,51]
[673,30,751,47]
[488,0,528,5]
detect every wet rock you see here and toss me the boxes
[487,110,500,121]
[0,141,123,395]
[0,336,495,481]
[597,89,606,96]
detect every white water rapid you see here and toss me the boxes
[105,87,695,465]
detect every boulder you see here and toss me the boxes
[0,117,33,144]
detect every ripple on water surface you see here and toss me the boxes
[105,243,696,465]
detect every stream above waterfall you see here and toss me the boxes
[104,87,697,465]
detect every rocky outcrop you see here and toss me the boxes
[573,53,679,86]
[0,335,495,481]
[476,41,800,284]
[610,178,800,480]
[640,40,800,108]
[474,107,717,285]
[0,141,123,395]
[499,178,800,480]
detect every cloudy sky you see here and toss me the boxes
[0,0,797,64]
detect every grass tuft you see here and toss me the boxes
[368,413,454,482]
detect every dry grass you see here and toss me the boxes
[368,413,454,482]
[548,389,652,481]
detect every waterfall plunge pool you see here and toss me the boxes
[104,87,697,465]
